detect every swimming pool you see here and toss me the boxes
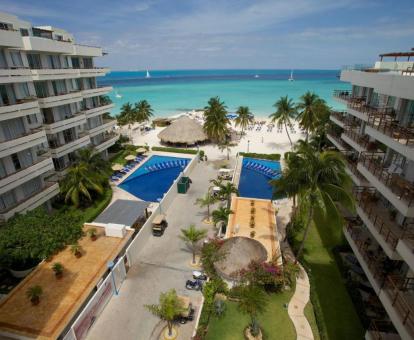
[119,155,190,202]
[238,157,281,199]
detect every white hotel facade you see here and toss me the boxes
[328,51,414,339]
[0,12,118,221]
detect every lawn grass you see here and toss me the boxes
[109,149,135,166]
[304,302,321,340]
[294,220,364,340]
[206,290,296,340]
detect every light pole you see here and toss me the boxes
[247,140,250,153]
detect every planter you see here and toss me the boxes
[30,297,40,306]
[162,326,178,340]
[244,327,262,340]
[9,266,37,279]
[90,235,97,241]
[55,272,63,280]
[75,251,82,258]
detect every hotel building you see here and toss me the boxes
[0,12,117,221]
[328,50,414,339]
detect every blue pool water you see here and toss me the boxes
[119,155,190,202]
[238,157,281,199]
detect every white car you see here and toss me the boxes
[192,270,207,280]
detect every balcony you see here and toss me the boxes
[49,134,91,158]
[88,119,116,137]
[0,98,39,121]
[0,181,60,222]
[78,67,110,77]
[354,187,414,258]
[37,91,82,108]
[22,36,73,54]
[365,321,400,340]
[366,112,414,160]
[0,67,32,83]
[396,238,414,273]
[81,86,112,98]
[0,27,23,48]
[0,129,47,159]
[327,129,350,151]
[84,103,115,118]
[358,153,414,217]
[341,127,371,153]
[44,112,87,134]
[30,68,79,81]
[333,89,354,104]
[345,224,414,339]
[329,111,349,128]
[342,151,368,186]
[73,44,103,57]
[0,156,54,195]
[92,133,119,154]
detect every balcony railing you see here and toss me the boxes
[333,90,352,101]
[367,112,414,147]
[359,152,414,206]
[0,153,51,180]
[48,132,88,149]
[383,275,414,336]
[330,111,349,123]
[342,127,371,150]
[367,320,399,340]
[342,151,367,182]
[353,187,414,249]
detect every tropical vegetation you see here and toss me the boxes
[217,182,239,209]
[195,193,216,222]
[117,100,154,126]
[234,106,254,136]
[145,289,186,337]
[203,97,230,143]
[269,95,297,146]
[179,224,208,264]
[211,207,232,228]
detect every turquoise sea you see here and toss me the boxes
[98,69,349,118]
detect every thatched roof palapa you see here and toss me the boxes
[157,116,207,145]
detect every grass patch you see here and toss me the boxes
[304,302,321,340]
[109,149,136,166]
[76,187,113,223]
[151,146,198,154]
[292,220,364,340]
[205,290,296,340]
[239,152,281,161]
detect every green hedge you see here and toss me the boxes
[239,152,281,161]
[151,146,198,155]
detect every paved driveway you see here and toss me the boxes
[87,161,220,340]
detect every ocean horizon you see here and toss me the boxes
[98,69,349,118]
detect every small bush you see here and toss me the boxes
[239,152,281,161]
[151,146,198,155]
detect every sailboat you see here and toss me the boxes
[115,90,122,98]
[145,70,151,78]
[254,74,260,78]
[288,70,294,81]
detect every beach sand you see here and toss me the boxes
[124,111,305,161]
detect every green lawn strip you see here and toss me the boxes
[238,152,281,161]
[304,302,321,340]
[297,220,364,340]
[110,149,134,166]
[151,146,198,154]
[206,290,296,340]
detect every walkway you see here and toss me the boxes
[86,161,219,340]
[275,199,314,340]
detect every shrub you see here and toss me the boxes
[239,152,281,161]
[87,228,98,241]
[52,262,64,278]
[250,231,256,238]
[26,285,42,305]
[151,146,198,154]
[71,244,82,258]
[200,238,225,278]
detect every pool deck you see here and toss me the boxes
[0,226,133,340]
[226,197,281,264]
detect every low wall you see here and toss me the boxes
[125,153,198,266]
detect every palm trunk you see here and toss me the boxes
[167,321,173,336]
[295,205,314,263]
[192,246,196,264]
[207,202,210,220]
[284,122,293,146]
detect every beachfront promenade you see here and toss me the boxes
[87,160,222,340]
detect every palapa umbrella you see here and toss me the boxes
[124,154,136,161]
[112,163,123,171]
[157,116,207,145]
[136,147,147,154]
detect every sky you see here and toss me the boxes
[2,0,414,70]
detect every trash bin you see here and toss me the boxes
[177,176,190,194]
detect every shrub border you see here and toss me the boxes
[151,146,198,155]
[239,152,281,161]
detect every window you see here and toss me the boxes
[27,54,42,69]
[0,22,12,31]
[22,177,41,196]
[20,28,29,36]
[34,81,48,98]
[48,55,61,69]
[27,114,38,124]
[17,83,30,98]
[52,80,67,95]
[0,49,7,69]
[11,153,21,171]
[0,191,17,212]
[1,118,25,141]
[71,57,80,69]
[55,34,63,41]
[10,51,23,67]
[83,58,93,69]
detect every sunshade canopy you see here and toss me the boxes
[157,116,207,144]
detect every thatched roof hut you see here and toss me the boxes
[214,236,268,281]
[157,116,207,145]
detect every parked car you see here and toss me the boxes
[152,214,168,236]
[185,279,203,291]
[175,296,195,324]
[192,270,207,280]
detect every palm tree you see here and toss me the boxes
[76,147,111,183]
[269,96,297,147]
[135,100,154,122]
[116,102,136,126]
[287,144,354,261]
[145,289,186,337]
[179,224,208,264]
[203,97,229,143]
[60,163,104,207]
[236,284,268,336]
[195,193,216,222]
[218,139,235,160]
[296,91,329,141]
[218,182,239,209]
[212,207,233,227]
[235,106,253,136]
